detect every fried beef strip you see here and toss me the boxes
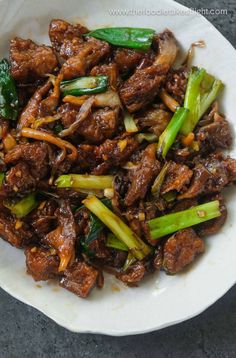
[125,144,160,206]
[197,112,232,154]
[60,261,98,298]
[42,200,76,272]
[163,228,205,274]
[116,261,146,284]
[165,67,189,104]
[61,37,110,79]
[161,161,193,194]
[25,247,60,281]
[179,154,236,199]
[0,210,33,248]
[10,37,58,83]
[49,19,88,57]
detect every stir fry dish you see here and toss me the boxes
[0,19,235,298]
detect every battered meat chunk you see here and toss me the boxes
[42,200,76,272]
[25,247,59,281]
[4,142,49,180]
[120,64,168,112]
[17,81,52,130]
[57,103,78,128]
[49,19,88,54]
[10,37,58,82]
[60,261,98,298]
[0,212,32,248]
[125,144,160,206]
[61,37,110,79]
[90,63,120,88]
[2,162,36,197]
[28,199,58,239]
[114,48,145,73]
[92,136,140,174]
[165,67,188,104]
[161,161,193,194]
[136,106,171,137]
[197,113,232,153]
[163,228,205,274]
[116,261,146,283]
[179,154,236,199]
[153,245,163,270]
[59,104,119,143]
[76,108,119,144]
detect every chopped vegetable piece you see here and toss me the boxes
[151,162,170,197]
[87,27,155,51]
[159,88,180,112]
[4,193,38,218]
[135,133,158,143]
[54,123,63,134]
[60,76,108,96]
[0,173,4,187]
[0,59,18,120]
[55,174,114,190]
[124,112,139,133]
[148,200,221,240]
[123,252,136,271]
[157,107,189,158]
[106,233,128,251]
[181,67,224,135]
[162,191,177,202]
[85,213,104,245]
[83,196,151,259]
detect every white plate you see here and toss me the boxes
[0,0,236,336]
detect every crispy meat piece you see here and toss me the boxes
[114,48,145,73]
[153,245,163,270]
[25,247,59,281]
[10,38,58,83]
[61,37,110,79]
[90,63,120,89]
[42,200,76,271]
[0,213,32,248]
[136,106,171,137]
[224,157,236,181]
[161,161,193,194]
[179,154,236,199]
[28,199,58,239]
[120,64,168,112]
[116,261,146,283]
[59,103,119,143]
[73,144,99,173]
[2,162,36,197]
[125,144,160,206]
[60,261,98,298]
[17,81,52,130]
[58,103,78,128]
[49,19,88,54]
[5,142,49,180]
[165,67,188,104]
[163,228,205,274]
[77,108,119,144]
[92,136,140,175]
[197,113,232,153]
[197,195,227,237]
